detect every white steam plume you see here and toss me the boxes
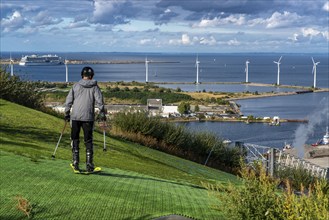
[292,97,329,158]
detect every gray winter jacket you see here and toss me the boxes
[64,79,105,121]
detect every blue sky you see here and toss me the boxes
[1,0,328,53]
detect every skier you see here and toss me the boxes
[64,66,106,173]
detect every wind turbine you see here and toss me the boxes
[65,58,69,83]
[245,60,250,83]
[195,55,200,84]
[273,56,282,85]
[145,57,149,83]
[311,57,320,88]
[10,53,14,76]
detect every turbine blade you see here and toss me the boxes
[278,56,282,62]
[311,57,315,64]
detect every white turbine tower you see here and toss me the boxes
[273,56,282,85]
[65,59,69,83]
[10,53,14,76]
[311,57,320,88]
[145,57,149,83]
[245,60,250,83]
[195,55,200,84]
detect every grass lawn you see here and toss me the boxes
[0,99,239,219]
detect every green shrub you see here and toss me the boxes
[104,90,192,104]
[205,161,329,220]
[58,83,68,89]
[112,111,242,172]
[275,166,315,191]
[178,102,190,114]
[0,68,43,109]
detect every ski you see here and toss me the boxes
[80,167,102,175]
[70,163,81,174]
[70,164,101,175]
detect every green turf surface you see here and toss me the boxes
[0,152,223,219]
[0,99,239,219]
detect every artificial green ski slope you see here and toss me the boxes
[0,99,238,219]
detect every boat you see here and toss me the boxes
[311,126,329,146]
[269,116,280,126]
[223,139,232,144]
[283,142,293,151]
[19,54,63,66]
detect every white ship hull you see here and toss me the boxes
[19,54,63,66]
[19,61,62,66]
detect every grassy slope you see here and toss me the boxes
[0,99,238,219]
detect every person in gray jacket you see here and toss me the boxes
[64,66,106,172]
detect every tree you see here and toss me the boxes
[178,102,190,114]
[194,105,200,112]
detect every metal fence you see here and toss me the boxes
[237,142,328,179]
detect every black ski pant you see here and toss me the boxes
[71,120,94,168]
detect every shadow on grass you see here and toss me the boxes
[95,171,204,190]
[122,215,154,220]
[0,124,71,148]
[1,139,46,150]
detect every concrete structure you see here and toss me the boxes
[147,99,162,116]
[161,105,179,118]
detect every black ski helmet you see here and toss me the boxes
[81,66,94,78]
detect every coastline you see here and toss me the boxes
[0,59,179,65]
[227,88,329,101]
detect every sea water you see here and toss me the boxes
[4,52,329,88]
[184,92,329,148]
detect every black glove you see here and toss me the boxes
[98,112,106,121]
[64,114,70,122]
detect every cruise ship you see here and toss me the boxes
[19,54,63,66]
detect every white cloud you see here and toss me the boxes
[139,38,157,45]
[91,0,131,24]
[164,8,171,13]
[168,38,180,45]
[227,38,240,46]
[267,11,301,28]
[64,21,90,29]
[323,31,329,41]
[249,11,302,28]
[1,0,329,53]
[1,10,27,32]
[168,34,196,45]
[302,28,321,37]
[199,36,217,45]
[302,28,329,41]
[194,14,246,28]
[32,11,63,26]
[289,33,299,42]
[291,28,329,43]
[323,2,329,12]
[95,24,113,32]
[182,33,191,45]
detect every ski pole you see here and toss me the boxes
[103,128,107,152]
[52,121,68,159]
[100,120,107,152]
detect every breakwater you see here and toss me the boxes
[0,59,179,65]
